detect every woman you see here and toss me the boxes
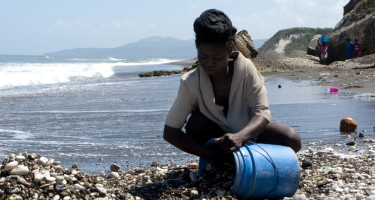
[163,9,301,162]
[354,39,362,57]
[320,42,328,64]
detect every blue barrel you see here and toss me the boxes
[320,37,329,43]
[231,143,300,199]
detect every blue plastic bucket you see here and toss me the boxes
[320,37,329,43]
[231,143,300,199]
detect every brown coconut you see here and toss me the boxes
[340,117,357,132]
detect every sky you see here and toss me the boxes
[0,0,350,55]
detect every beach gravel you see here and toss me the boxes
[1,134,375,199]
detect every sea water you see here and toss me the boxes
[0,55,374,173]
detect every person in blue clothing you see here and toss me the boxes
[345,38,354,59]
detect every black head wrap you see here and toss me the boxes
[194,9,237,44]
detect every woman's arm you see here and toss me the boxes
[163,125,220,159]
[215,115,269,153]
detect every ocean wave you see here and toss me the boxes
[0,62,116,89]
[0,56,181,89]
[117,58,181,66]
[13,109,169,114]
[0,129,33,140]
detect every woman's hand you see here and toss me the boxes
[214,115,269,153]
[215,133,246,153]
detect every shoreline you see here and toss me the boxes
[171,54,375,95]
[263,66,375,95]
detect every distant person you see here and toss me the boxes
[163,9,301,167]
[345,38,354,59]
[317,39,328,64]
[320,42,328,64]
[354,39,362,57]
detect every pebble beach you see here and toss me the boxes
[1,134,375,200]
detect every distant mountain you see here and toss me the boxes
[44,36,196,59]
[252,39,268,49]
[259,27,333,54]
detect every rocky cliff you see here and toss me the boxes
[232,30,259,58]
[326,0,375,62]
[259,28,333,55]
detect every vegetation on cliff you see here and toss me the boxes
[259,27,333,54]
[354,0,375,14]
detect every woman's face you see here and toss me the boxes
[197,43,230,77]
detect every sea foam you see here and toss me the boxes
[0,57,178,89]
[0,62,115,89]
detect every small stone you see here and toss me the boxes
[54,165,64,173]
[346,141,355,146]
[190,189,199,198]
[301,159,312,169]
[10,165,29,175]
[110,163,120,172]
[60,190,71,197]
[292,194,308,200]
[356,193,365,200]
[33,170,50,182]
[74,183,85,190]
[72,163,78,168]
[16,176,31,186]
[55,183,64,191]
[94,176,105,184]
[349,146,357,151]
[151,161,158,167]
[340,117,357,132]
[56,176,64,183]
[63,196,71,200]
[108,172,120,179]
[38,157,49,166]
[4,161,18,171]
[15,155,25,161]
[8,194,23,200]
[53,161,61,165]
[10,187,21,194]
[95,185,107,196]
[189,171,198,183]
[359,132,365,138]
[156,167,168,174]
[188,162,199,169]
[46,176,56,182]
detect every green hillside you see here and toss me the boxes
[259,27,333,54]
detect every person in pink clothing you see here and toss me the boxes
[320,42,328,63]
[354,39,362,57]
[317,38,328,64]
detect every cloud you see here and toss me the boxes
[54,20,94,34]
[54,20,140,35]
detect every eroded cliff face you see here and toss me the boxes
[327,0,375,63]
